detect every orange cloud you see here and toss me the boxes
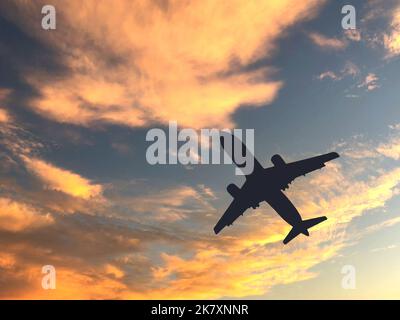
[1,159,399,299]
[116,162,397,299]
[0,253,16,270]
[140,161,400,298]
[10,266,129,300]
[384,7,400,57]
[146,241,343,299]
[22,156,103,200]
[0,88,12,123]
[105,264,125,280]
[27,161,400,299]
[309,32,348,50]
[114,184,216,222]
[0,197,53,232]
[0,109,10,123]
[2,0,325,129]
[1,127,400,299]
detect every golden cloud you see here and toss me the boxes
[384,7,400,57]
[9,266,129,300]
[141,161,400,298]
[3,154,399,299]
[105,264,125,280]
[2,1,400,299]
[2,0,325,128]
[1,127,400,299]
[0,197,53,232]
[112,184,216,222]
[22,156,103,200]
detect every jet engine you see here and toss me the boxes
[271,154,286,167]
[227,183,241,198]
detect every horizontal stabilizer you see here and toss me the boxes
[283,216,327,244]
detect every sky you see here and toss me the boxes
[0,0,400,299]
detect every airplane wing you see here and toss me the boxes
[214,198,249,234]
[283,152,339,187]
[220,133,263,177]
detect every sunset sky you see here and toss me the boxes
[0,0,400,299]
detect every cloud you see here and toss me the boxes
[389,124,400,130]
[0,197,53,232]
[377,138,400,160]
[344,29,361,42]
[358,73,379,91]
[0,107,46,174]
[22,156,103,200]
[0,109,10,123]
[318,71,340,81]
[1,123,400,299]
[366,216,400,234]
[384,7,400,57]
[0,88,12,123]
[0,112,107,215]
[7,132,400,299]
[337,128,400,161]
[0,0,326,129]
[105,264,125,279]
[1,152,400,298]
[309,32,348,50]
[148,242,340,299]
[361,1,400,58]
[342,61,360,77]
[110,184,217,222]
[2,1,400,300]
[371,244,397,253]
[140,157,400,298]
[317,61,359,82]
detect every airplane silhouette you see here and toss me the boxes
[214,134,340,244]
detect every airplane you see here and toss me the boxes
[214,134,340,244]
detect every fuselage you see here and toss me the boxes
[237,167,303,226]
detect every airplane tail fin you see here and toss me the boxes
[283,216,327,245]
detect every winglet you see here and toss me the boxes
[214,223,224,235]
[323,152,340,162]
